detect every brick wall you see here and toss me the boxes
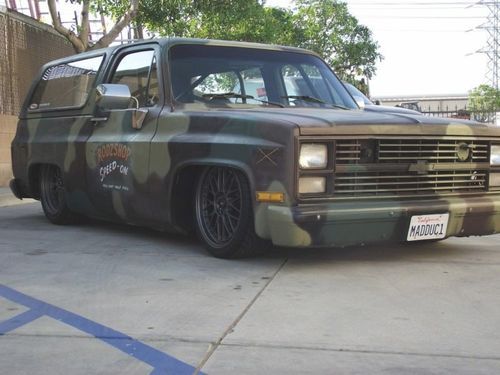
[0,7,74,186]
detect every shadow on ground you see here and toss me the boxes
[1,202,483,267]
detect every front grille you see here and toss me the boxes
[336,139,489,164]
[334,170,487,196]
[330,138,490,197]
[378,139,489,163]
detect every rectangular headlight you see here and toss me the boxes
[490,173,500,187]
[299,143,327,169]
[299,177,326,194]
[491,145,500,165]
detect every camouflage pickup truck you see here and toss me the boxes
[10,38,500,258]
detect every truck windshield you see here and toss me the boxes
[169,44,357,109]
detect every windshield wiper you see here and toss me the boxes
[202,92,284,108]
[282,95,349,110]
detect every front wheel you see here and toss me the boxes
[40,165,77,224]
[194,167,266,258]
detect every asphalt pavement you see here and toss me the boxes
[0,202,499,374]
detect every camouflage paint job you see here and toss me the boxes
[10,38,500,248]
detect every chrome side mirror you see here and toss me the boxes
[95,84,148,130]
[95,84,131,110]
[353,95,366,110]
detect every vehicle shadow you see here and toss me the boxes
[0,203,203,257]
[264,239,478,265]
[1,202,489,264]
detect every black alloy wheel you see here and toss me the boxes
[195,167,265,258]
[40,165,76,224]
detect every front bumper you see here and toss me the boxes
[9,179,24,200]
[266,195,500,247]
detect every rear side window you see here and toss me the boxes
[29,55,104,111]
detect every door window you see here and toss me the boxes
[110,50,159,107]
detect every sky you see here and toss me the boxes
[265,0,490,98]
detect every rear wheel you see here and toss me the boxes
[194,167,266,258]
[40,165,76,224]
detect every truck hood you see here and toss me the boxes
[217,107,500,137]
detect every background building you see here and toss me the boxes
[374,94,469,113]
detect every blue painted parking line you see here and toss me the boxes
[0,284,203,375]
[0,308,44,334]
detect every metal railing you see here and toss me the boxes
[421,106,497,124]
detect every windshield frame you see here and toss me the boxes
[167,44,358,110]
[343,82,373,106]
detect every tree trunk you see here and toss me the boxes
[47,0,140,53]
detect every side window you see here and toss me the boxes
[110,50,158,107]
[30,55,104,110]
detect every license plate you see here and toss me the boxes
[407,213,449,242]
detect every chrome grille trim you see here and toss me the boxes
[334,170,487,196]
[335,140,361,162]
[332,138,490,197]
[336,139,490,164]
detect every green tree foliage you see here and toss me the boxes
[293,0,382,80]
[48,0,382,83]
[95,0,197,38]
[468,84,500,123]
[140,0,381,81]
[124,0,297,46]
[469,84,500,112]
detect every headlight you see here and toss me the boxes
[490,173,500,187]
[299,143,327,169]
[491,145,500,165]
[299,177,326,194]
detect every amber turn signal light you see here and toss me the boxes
[256,192,285,203]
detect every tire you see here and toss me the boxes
[194,166,267,258]
[40,165,77,225]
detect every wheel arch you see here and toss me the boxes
[168,159,256,233]
[28,162,66,199]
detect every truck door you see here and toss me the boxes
[85,45,162,224]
